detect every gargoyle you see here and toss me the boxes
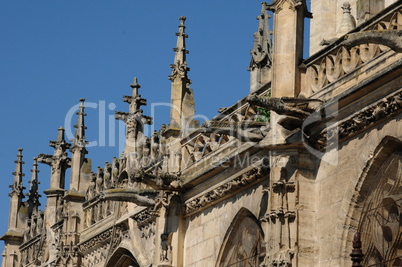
[100,188,158,207]
[132,169,182,190]
[247,94,324,131]
[246,94,322,119]
[201,121,270,142]
[343,30,402,53]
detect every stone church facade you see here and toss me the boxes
[2,0,402,266]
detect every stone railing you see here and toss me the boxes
[304,5,402,94]
[180,90,269,170]
[20,211,45,266]
[20,236,41,266]
[83,197,119,229]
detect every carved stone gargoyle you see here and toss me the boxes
[132,169,182,190]
[100,188,158,207]
[343,30,402,53]
[201,121,270,142]
[246,94,323,130]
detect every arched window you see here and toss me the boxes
[217,208,264,267]
[355,141,402,266]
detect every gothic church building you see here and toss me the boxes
[2,0,402,266]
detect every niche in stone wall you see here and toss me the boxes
[216,208,265,267]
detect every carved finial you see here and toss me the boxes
[337,1,356,37]
[342,1,351,14]
[72,98,88,149]
[120,77,148,114]
[56,126,65,142]
[27,157,41,214]
[350,231,364,267]
[10,148,25,197]
[169,16,190,82]
[130,77,141,97]
[248,2,273,93]
[179,16,186,26]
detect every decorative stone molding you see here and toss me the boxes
[79,228,113,254]
[132,209,156,239]
[343,30,402,52]
[185,166,269,214]
[305,8,402,94]
[314,90,402,149]
[265,0,312,18]
[132,209,155,226]
[78,223,129,255]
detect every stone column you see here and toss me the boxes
[268,0,311,98]
[153,191,183,267]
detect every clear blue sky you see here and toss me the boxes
[0,0,310,255]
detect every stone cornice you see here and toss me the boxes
[0,229,24,242]
[78,223,129,255]
[132,208,156,228]
[184,166,269,215]
[314,89,402,150]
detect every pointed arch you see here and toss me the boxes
[341,136,402,266]
[105,247,139,267]
[118,171,129,188]
[216,208,265,267]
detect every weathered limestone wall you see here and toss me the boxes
[310,0,358,55]
[314,114,402,267]
[183,183,265,267]
[310,0,399,55]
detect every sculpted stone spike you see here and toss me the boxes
[69,99,89,192]
[337,2,356,37]
[95,166,104,194]
[130,77,140,97]
[169,16,190,82]
[167,16,195,136]
[10,148,25,197]
[248,2,273,93]
[26,158,41,216]
[71,98,88,151]
[116,77,153,156]
[104,162,112,189]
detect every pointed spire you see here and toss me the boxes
[169,16,190,82]
[167,16,195,134]
[131,77,140,98]
[69,99,89,192]
[248,2,273,93]
[337,2,356,37]
[116,77,153,156]
[9,148,25,197]
[27,157,41,217]
[71,98,88,150]
[123,77,147,114]
[57,126,65,142]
